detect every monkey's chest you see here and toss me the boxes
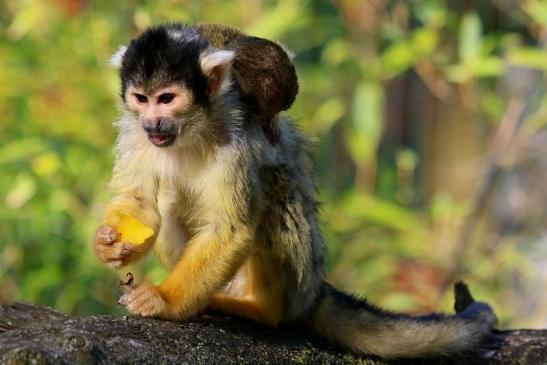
[153,186,195,269]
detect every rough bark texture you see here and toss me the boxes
[0,302,545,365]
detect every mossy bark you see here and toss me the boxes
[1,302,545,365]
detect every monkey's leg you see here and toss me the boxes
[208,254,286,327]
[208,294,273,325]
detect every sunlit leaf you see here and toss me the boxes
[459,12,482,64]
[347,81,383,165]
[508,47,547,71]
[471,56,504,77]
[313,97,345,131]
[32,152,61,177]
[322,38,352,66]
[381,41,415,77]
[5,173,37,209]
[411,27,439,57]
[523,0,547,26]
[0,138,48,165]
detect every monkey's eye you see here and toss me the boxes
[158,93,175,104]
[134,94,148,103]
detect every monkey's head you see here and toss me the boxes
[111,23,298,149]
[112,24,237,148]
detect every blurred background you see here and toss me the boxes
[1,0,546,329]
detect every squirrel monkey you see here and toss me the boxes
[93,23,496,359]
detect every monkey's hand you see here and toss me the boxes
[93,225,145,269]
[118,283,175,318]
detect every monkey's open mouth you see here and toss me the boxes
[147,133,177,147]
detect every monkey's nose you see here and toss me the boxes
[143,118,162,132]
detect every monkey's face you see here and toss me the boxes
[125,84,193,148]
[114,25,237,150]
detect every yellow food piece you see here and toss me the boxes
[106,210,154,245]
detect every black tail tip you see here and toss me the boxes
[454,281,476,313]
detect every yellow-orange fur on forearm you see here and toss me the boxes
[157,223,253,318]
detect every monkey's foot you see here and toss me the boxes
[118,283,171,318]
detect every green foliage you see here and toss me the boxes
[1,0,546,328]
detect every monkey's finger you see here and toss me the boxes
[126,287,165,316]
[119,243,139,256]
[126,285,152,304]
[96,225,120,245]
[118,283,140,306]
[127,295,153,314]
[93,244,122,265]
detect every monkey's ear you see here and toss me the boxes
[109,45,128,69]
[200,49,235,96]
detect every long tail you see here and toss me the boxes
[308,282,497,359]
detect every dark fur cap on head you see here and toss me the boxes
[112,22,299,122]
[118,24,210,104]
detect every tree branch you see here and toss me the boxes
[1,302,545,364]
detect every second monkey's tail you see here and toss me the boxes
[308,282,496,359]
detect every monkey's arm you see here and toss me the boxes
[121,215,254,319]
[207,253,287,327]
[93,193,161,268]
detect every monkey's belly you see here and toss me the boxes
[154,220,190,270]
[154,186,192,269]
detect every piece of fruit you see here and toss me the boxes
[105,210,154,245]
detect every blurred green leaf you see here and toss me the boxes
[381,40,415,77]
[523,0,547,26]
[0,138,48,165]
[313,97,345,132]
[347,81,383,165]
[412,27,439,57]
[508,47,547,71]
[459,12,482,64]
[5,173,37,209]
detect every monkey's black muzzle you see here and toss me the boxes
[142,118,178,148]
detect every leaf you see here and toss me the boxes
[524,0,547,26]
[459,12,482,64]
[313,97,345,131]
[411,27,439,57]
[0,138,48,165]
[5,173,36,209]
[347,81,383,165]
[508,47,547,71]
[381,41,415,77]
